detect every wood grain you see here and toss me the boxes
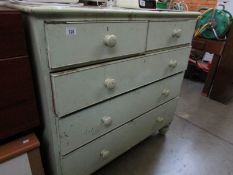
[0,56,40,139]
[210,25,233,102]
[28,149,45,175]
[0,8,40,139]
[0,9,27,59]
[0,133,40,163]
[192,38,225,96]
[192,38,225,56]
[202,55,220,96]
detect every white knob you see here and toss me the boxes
[104,34,117,47]
[104,78,116,89]
[162,89,170,97]
[169,60,178,68]
[172,29,182,38]
[101,116,113,126]
[156,117,164,123]
[100,149,110,159]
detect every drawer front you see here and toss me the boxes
[0,57,39,139]
[61,98,178,175]
[45,21,147,69]
[52,47,190,117]
[59,73,184,155]
[147,20,196,51]
[0,11,27,59]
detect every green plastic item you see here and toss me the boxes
[195,7,233,40]
[156,2,168,9]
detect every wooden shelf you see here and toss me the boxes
[0,133,40,163]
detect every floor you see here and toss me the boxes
[93,79,233,175]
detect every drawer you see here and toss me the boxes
[0,11,27,59]
[0,57,39,139]
[61,98,178,175]
[59,73,184,155]
[45,21,147,69]
[52,47,190,117]
[147,20,196,51]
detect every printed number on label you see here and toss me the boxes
[140,0,145,6]
[66,27,77,36]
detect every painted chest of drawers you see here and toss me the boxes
[7,4,199,175]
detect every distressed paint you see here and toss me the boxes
[61,98,178,175]
[6,4,199,175]
[59,73,184,155]
[51,47,190,117]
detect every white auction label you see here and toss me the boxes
[140,0,145,6]
[66,27,77,36]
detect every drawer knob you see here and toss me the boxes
[104,78,116,89]
[169,60,178,68]
[101,116,113,126]
[156,117,165,123]
[172,29,182,38]
[100,149,110,159]
[104,34,117,47]
[162,89,170,97]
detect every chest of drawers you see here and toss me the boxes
[7,4,199,175]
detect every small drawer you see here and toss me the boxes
[0,12,27,59]
[45,21,147,69]
[61,98,178,175]
[51,47,190,117]
[147,20,196,51]
[59,73,183,155]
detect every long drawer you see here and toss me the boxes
[61,98,178,175]
[52,47,190,117]
[59,73,183,155]
[0,56,39,139]
[45,21,147,69]
[147,19,196,51]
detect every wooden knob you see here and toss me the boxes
[169,60,178,68]
[104,34,117,47]
[162,89,170,97]
[100,149,110,159]
[172,29,182,38]
[101,116,113,126]
[104,78,116,89]
[156,117,165,123]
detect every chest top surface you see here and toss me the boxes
[4,2,200,18]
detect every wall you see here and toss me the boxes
[172,0,217,11]
[217,0,233,14]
